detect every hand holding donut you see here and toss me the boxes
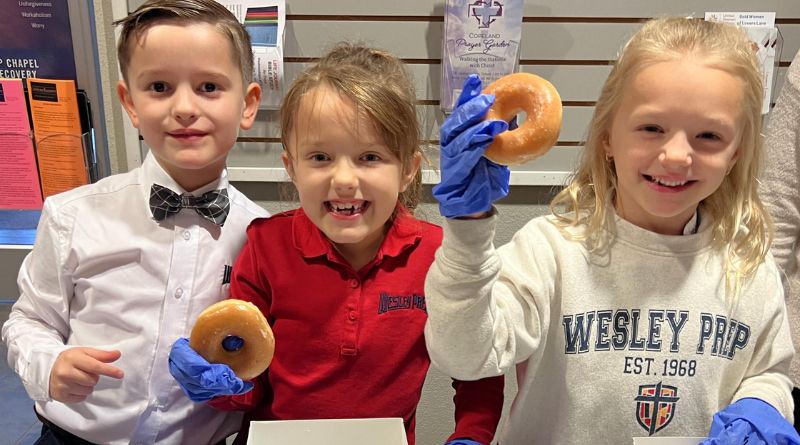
[433,74,511,218]
[433,73,562,218]
[482,72,562,165]
[169,338,253,402]
[169,299,275,402]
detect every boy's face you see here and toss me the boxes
[117,21,260,191]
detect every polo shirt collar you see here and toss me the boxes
[291,206,422,262]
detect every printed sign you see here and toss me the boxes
[441,0,524,112]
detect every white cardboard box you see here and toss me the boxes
[246,418,408,445]
[633,438,705,445]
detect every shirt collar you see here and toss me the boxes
[291,206,423,263]
[682,209,701,235]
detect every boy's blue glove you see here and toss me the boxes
[168,337,253,402]
[700,398,800,445]
[445,440,483,445]
[433,74,510,218]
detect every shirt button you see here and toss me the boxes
[183,230,191,240]
[349,278,359,288]
[175,288,184,299]
[348,311,357,321]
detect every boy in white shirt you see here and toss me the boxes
[1,1,266,443]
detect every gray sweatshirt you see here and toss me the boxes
[424,211,794,444]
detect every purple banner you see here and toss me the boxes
[0,1,77,80]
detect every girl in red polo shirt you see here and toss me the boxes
[168,42,504,445]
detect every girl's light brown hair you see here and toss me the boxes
[550,17,772,291]
[114,0,254,86]
[280,42,423,212]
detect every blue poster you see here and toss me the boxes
[0,0,77,80]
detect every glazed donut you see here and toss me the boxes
[482,72,563,165]
[189,299,275,381]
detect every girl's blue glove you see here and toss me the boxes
[433,74,510,218]
[445,440,483,445]
[168,337,253,402]
[701,398,800,445]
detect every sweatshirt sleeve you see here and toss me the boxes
[731,259,796,421]
[424,214,553,381]
[1,199,73,401]
[763,51,800,284]
[447,375,505,445]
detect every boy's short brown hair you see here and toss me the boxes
[114,0,254,85]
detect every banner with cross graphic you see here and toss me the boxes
[441,0,524,112]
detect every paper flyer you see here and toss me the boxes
[216,0,286,109]
[705,12,779,114]
[0,79,43,209]
[26,78,89,198]
[441,0,524,113]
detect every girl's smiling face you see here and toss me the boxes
[604,58,745,235]
[282,85,419,267]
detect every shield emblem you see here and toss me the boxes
[634,382,680,435]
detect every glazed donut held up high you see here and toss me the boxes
[481,72,563,165]
[189,299,275,381]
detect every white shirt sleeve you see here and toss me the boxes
[2,199,73,401]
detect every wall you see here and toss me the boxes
[2,1,800,444]
[120,2,800,442]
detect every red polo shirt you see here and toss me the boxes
[209,208,503,445]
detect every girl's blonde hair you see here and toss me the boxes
[551,17,772,289]
[280,42,423,212]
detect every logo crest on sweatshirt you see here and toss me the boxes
[635,382,680,435]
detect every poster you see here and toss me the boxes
[0,0,77,80]
[441,0,524,113]
[27,78,88,199]
[0,79,43,210]
[216,0,286,109]
[705,12,779,114]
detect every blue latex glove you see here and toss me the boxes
[700,398,800,445]
[445,440,483,445]
[168,337,253,403]
[433,74,510,218]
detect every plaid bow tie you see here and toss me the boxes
[149,183,230,226]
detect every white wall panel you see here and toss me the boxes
[278,1,800,17]
[125,1,800,184]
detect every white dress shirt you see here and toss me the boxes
[2,153,268,444]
